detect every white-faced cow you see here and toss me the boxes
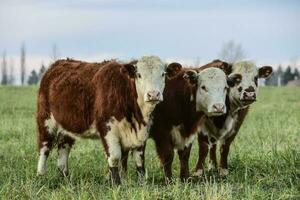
[147,63,242,182]
[194,60,273,177]
[36,56,177,185]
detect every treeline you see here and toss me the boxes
[265,65,299,86]
[1,43,58,86]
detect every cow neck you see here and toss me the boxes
[228,96,249,116]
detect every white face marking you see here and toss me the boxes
[135,56,166,118]
[57,144,70,174]
[229,61,259,106]
[170,125,197,150]
[196,68,228,116]
[106,117,149,150]
[133,149,143,167]
[37,145,48,176]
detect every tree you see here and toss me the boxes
[1,52,8,85]
[27,70,39,85]
[282,66,293,85]
[52,44,60,61]
[21,43,26,85]
[218,40,246,63]
[194,57,201,67]
[277,65,283,86]
[8,58,15,85]
[293,68,299,80]
[38,63,47,81]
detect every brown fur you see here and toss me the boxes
[149,69,206,182]
[37,59,142,184]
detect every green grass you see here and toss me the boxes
[0,86,299,200]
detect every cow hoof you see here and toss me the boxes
[110,167,121,186]
[219,168,229,176]
[37,171,46,176]
[192,169,204,177]
[58,169,69,177]
[208,162,217,171]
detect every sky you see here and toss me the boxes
[0,0,300,83]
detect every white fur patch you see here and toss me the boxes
[230,61,259,101]
[57,144,70,174]
[170,125,197,150]
[133,150,143,167]
[196,68,228,114]
[105,128,122,167]
[136,55,166,103]
[106,117,149,150]
[37,145,48,176]
[44,113,99,139]
[202,114,238,144]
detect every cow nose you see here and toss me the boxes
[243,91,256,100]
[212,103,225,113]
[146,90,161,102]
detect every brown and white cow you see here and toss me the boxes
[148,63,242,182]
[36,56,177,185]
[194,60,273,177]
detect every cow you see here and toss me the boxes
[194,60,273,177]
[36,56,178,185]
[147,63,242,182]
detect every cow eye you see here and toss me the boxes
[201,85,207,92]
[137,73,141,78]
[162,72,166,77]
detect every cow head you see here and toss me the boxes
[228,61,273,107]
[184,67,242,117]
[135,56,181,106]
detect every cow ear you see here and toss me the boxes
[258,66,273,78]
[166,62,182,78]
[219,61,232,75]
[121,63,138,79]
[183,70,198,85]
[227,73,242,87]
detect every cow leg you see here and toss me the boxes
[37,117,56,176]
[178,144,192,182]
[155,141,174,183]
[133,144,146,176]
[219,135,236,176]
[121,149,129,174]
[208,144,217,171]
[57,133,75,176]
[194,133,209,176]
[103,130,122,185]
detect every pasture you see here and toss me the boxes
[0,86,299,199]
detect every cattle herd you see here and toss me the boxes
[36,56,273,185]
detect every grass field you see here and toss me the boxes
[0,86,299,199]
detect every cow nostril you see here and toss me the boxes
[212,104,224,112]
[156,92,160,98]
[245,86,255,92]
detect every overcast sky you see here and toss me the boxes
[1,0,300,80]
